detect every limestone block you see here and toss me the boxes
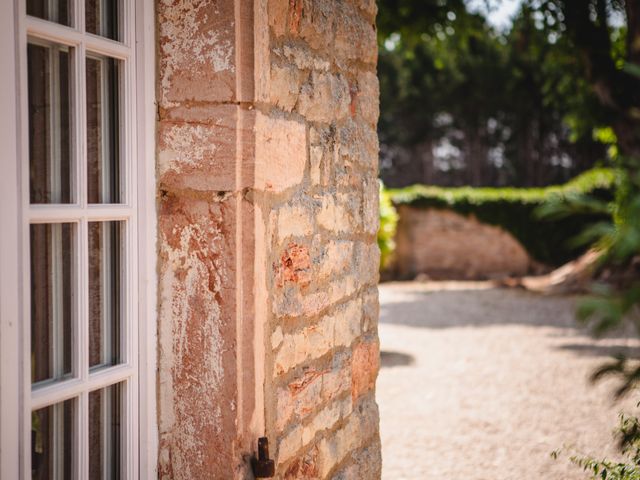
[316,396,379,477]
[255,113,307,193]
[356,70,380,126]
[269,63,304,112]
[333,2,377,65]
[274,243,312,288]
[316,194,353,233]
[298,0,336,51]
[297,71,350,123]
[314,240,354,281]
[276,202,314,243]
[273,298,362,377]
[333,440,382,480]
[351,339,379,401]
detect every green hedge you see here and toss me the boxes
[378,182,399,270]
[389,168,616,266]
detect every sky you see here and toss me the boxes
[465,0,524,30]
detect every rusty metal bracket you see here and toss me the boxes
[251,437,275,478]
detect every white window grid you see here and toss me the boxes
[17,1,139,478]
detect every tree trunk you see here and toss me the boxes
[563,0,640,159]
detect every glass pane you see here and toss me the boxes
[31,399,75,480]
[28,42,73,204]
[27,0,71,26]
[89,222,122,369]
[31,223,75,385]
[86,0,121,41]
[86,55,121,204]
[89,383,122,480]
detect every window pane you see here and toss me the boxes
[31,223,75,385]
[28,42,73,205]
[86,0,121,41]
[86,55,121,204]
[27,0,71,26]
[89,221,122,369]
[31,399,75,480]
[89,383,122,480]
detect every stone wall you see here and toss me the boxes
[156,0,381,478]
[260,1,382,477]
[393,206,532,280]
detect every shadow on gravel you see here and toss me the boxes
[555,343,640,358]
[380,351,415,368]
[380,286,579,329]
[379,284,636,340]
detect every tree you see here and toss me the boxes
[376,0,616,188]
[534,0,640,159]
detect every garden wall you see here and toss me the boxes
[386,169,615,280]
[394,206,532,279]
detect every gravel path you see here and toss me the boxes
[378,282,640,480]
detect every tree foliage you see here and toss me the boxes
[376,0,638,188]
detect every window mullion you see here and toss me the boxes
[75,0,84,33]
[79,391,89,479]
[78,215,89,479]
[75,26,90,477]
[17,0,34,475]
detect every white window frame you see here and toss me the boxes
[0,0,157,478]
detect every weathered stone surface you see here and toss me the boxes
[355,242,380,286]
[351,340,379,401]
[316,194,354,233]
[356,70,380,126]
[298,0,336,51]
[268,0,289,37]
[308,125,335,186]
[158,105,247,192]
[309,145,325,185]
[316,396,379,477]
[269,63,305,112]
[334,119,379,170]
[279,44,331,72]
[255,112,307,193]
[158,0,236,106]
[157,195,237,479]
[355,0,378,18]
[333,2,378,65]
[275,201,315,243]
[394,206,533,279]
[302,397,352,445]
[297,71,351,123]
[314,240,354,281]
[362,178,381,235]
[276,354,352,432]
[362,288,379,333]
[278,424,304,463]
[333,439,382,480]
[275,243,312,288]
[283,447,321,479]
[158,0,382,477]
[273,299,362,376]
[273,274,359,319]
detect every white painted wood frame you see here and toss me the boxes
[0,0,157,477]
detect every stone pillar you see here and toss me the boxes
[156,0,381,478]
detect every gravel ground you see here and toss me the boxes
[377,281,640,480]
